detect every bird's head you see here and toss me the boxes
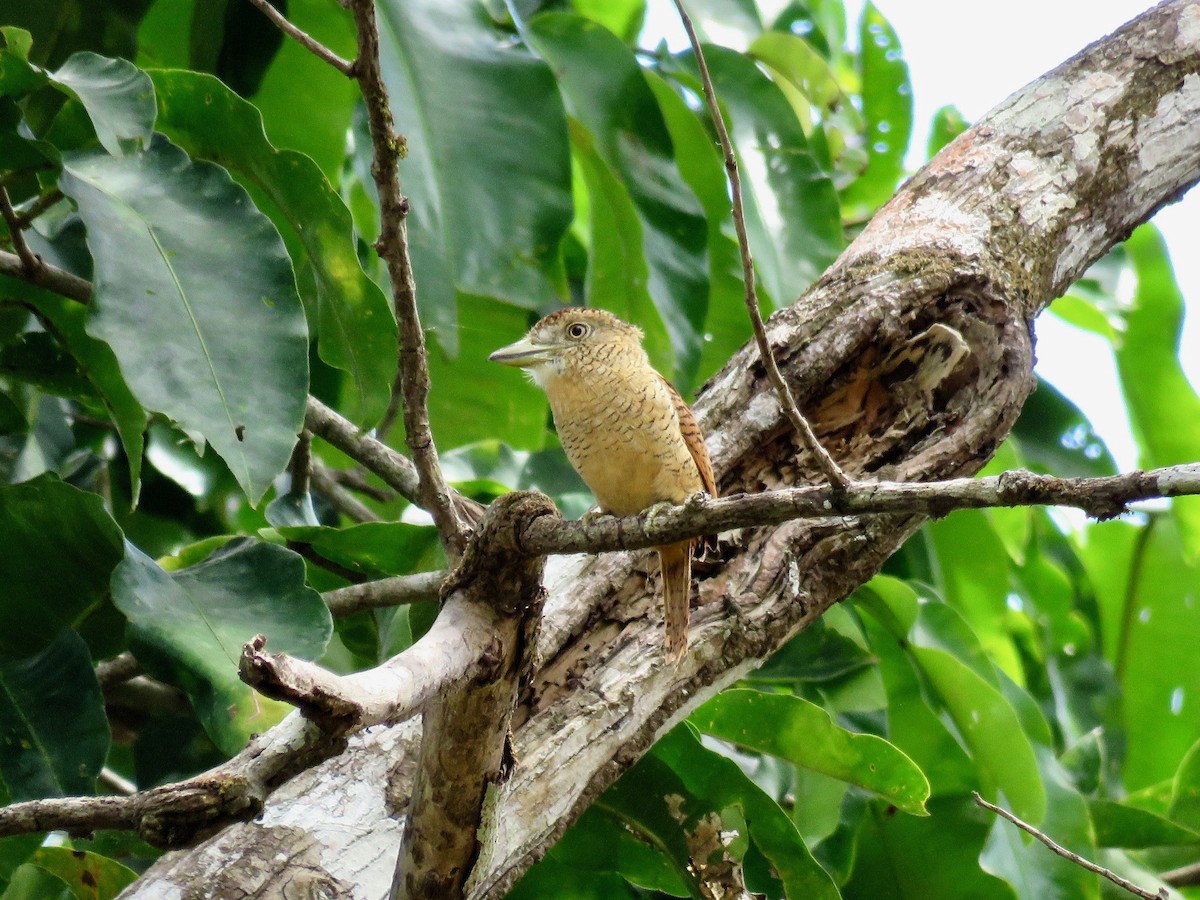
[488,307,646,387]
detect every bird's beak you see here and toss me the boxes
[488,337,557,368]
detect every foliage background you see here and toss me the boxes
[0,0,1197,897]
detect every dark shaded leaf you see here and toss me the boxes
[0,474,124,656]
[0,630,109,801]
[111,539,331,754]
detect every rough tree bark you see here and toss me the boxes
[121,2,1200,897]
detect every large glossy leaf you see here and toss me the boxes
[0,629,109,801]
[843,797,1016,900]
[48,52,154,156]
[0,474,124,657]
[524,12,709,384]
[1012,378,1117,478]
[272,521,438,578]
[839,2,912,218]
[427,296,549,450]
[911,648,1045,824]
[642,72,748,387]
[111,539,332,754]
[1081,518,1200,790]
[374,0,572,351]
[693,689,929,815]
[1117,224,1200,553]
[60,135,308,503]
[149,69,395,426]
[1090,798,1200,848]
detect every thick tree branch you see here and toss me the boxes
[345,0,464,560]
[243,0,357,76]
[671,0,849,491]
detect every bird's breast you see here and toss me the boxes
[544,365,703,516]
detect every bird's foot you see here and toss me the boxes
[642,501,676,531]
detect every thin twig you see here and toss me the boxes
[99,768,138,797]
[243,0,357,76]
[325,465,396,502]
[288,430,314,497]
[311,464,381,523]
[1163,861,1200,887]
[13,189,64,230]
[669,0,850,491]
[95,652,142,689]
[0,186,40,274]
[346,0,465,560]
[305,396,421,501]
[323,570,445,617]
[972,792,1169,900]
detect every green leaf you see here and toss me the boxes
[525,12,709,384]
[667,44,843,309]
[1169,739,1200,831]
[642,71,748,385]
[749,31,844,113]
[843,797,1016,900]
[1,1,153,70]
[925,104,967,159]
[0,29,45,98]
[48,53,155,156]
[61,135,309,503]
[1117,224,1200,553]
[840,3,912,218]
[429,296,550,450]
[0,630,109,801]
[0,474,124,657]
[374,0,573,348]
[910,648,1046,824]
[148,68,396,426]
[1090,799,1200,848]
[570,0,645,42]
[272,522,438,578]
[26,847,137,900]
[693,689,929,815]
[652,725,840,900]
[111,539,332,754]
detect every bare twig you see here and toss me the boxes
[323,570,445,617]
[346,0,464,560]
[311,464,381,523]
[973,792,1168,900]
[243,0,357,76]
[324,466,396,502]
[1163,861,1200,887]
[13,189,64,230]
[305,396,421,501]
[100,768,138,797]
[0,186,41,274]
[95,652,142,689]
[669,0,849,491]
[288,430,314,497]
[0,248,91,303]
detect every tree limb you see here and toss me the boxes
[0,247,90,302]
[323,570,445,617]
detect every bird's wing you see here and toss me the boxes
[659,375,717,498]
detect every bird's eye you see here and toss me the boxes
[566,322,590,340]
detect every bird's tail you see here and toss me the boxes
[658,541,693,665]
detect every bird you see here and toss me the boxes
[489,307,716,663]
